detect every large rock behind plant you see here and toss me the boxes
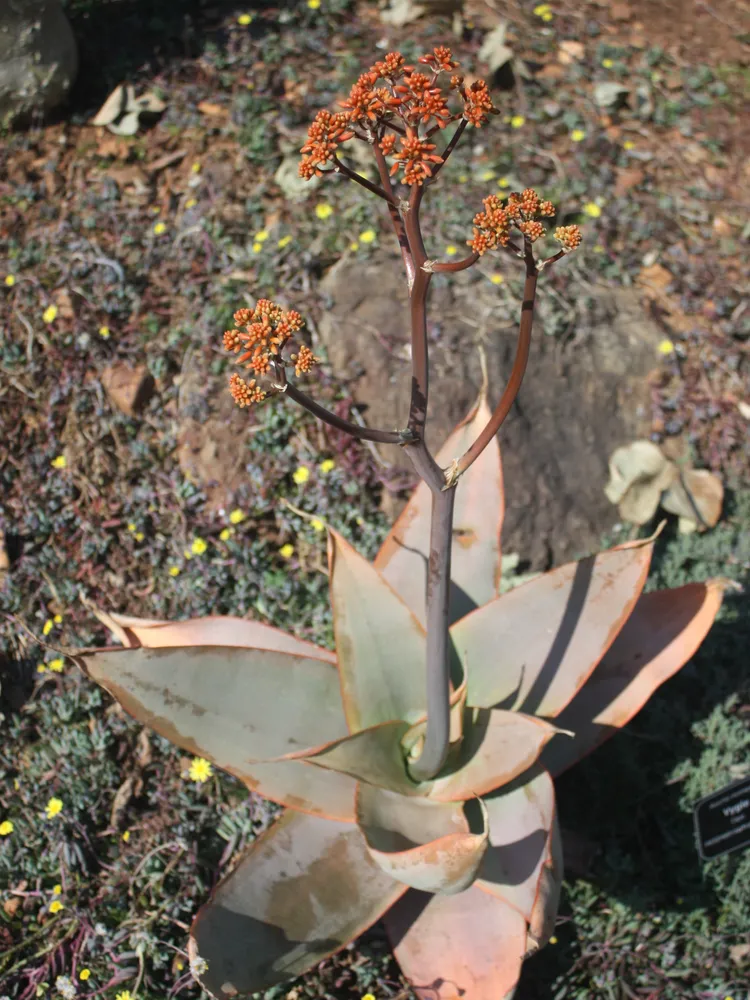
[317,253,662,569]
[0,0,78,124]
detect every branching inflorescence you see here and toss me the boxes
[222,46,582,782]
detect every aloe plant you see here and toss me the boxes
[73,46,724,1000]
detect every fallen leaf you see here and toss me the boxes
[730,943,750,965]
[53,288,75,321]
[557,40,585,64]
[738,401,750,420]
[478,22,514,73]
[605,440,676,525]
[662,469,723,533]
[638,262,674,292]
[594,82,630,109]
[197,101,230,118]
[614,167,645,197]
[380,0,426,25]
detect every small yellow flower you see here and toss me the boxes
[310,518,325,532]
[279,543,294,559]
[134,532,145,542]
[49,658,64,673]
[277,235,292,248]
[490,273,504,285]
[219,528,233,542]
[445,244,458,256]
[541,10,553,20]
[52,884,62,895]
[189,757,214,783]
[49,899,64,914]
[359,229,376,244]
[293,465,310,485]
[458,173,469,183]
[349,241,360,252]
[602,57,614,68]
[186,198,198,209]
[252,242,263,253]
[45,797,63,819]
[0,820,13,836]
[53,614,63,624]
[623,140,635,150]
[51,455,67,469]
[658,339,675,355]
[229,508,246,524]
[122,830,131,842]
[362,995,376,1000]
[43,619,54,636]
[315,203,334,220]
[583,201,602,218]
[237,13,252,24]
[168,566,180,577]
[191,161,201,174]
[153,221,167,236]
[308,0,321,8]
[149,205,161,215]
[79,970,91,981]
[254,230,269,243]
[127,522,137,532]
[550,935,558,944]
[184,549,192,560]
[37,663,47,674]
[176,960,185,971]
[116,992,133,1000]
[481,169,496,181]
[571,129,586,142]
[191,537,208,556]
[510,115,525,129]
[319,458,335,473]
[533,3,552,14]
[43,304,58,324]
[98,325,110,338]
[497,177,510,188]
[5,274,16,287]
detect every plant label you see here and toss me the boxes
[693,776,750,860]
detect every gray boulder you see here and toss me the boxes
[0,0,78,124]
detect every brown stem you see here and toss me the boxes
[408,483,456,782]
[333,157,398,207]
[283,381,415,445]
[431,252,479,273]
[427,119,467,181]
[404,185,430,435]
[371,140,414,284]
[455,247,538,476]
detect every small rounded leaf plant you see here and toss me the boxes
[75,48,724,1000]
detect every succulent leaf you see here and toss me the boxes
[75,645,357,820]
[95,609,337,662]
[450,535,655,716]
[329,528,427,730]
[189,810,405,997]
[476,766,558,924]
[375,392,503,625]
[384,884,526,1000]
[543,580,725,775]
[356,785,489,894]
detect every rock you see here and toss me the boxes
[317,254,662,569]
[0,0,78,125]
[101,363,155,417]
[176,354,255,509]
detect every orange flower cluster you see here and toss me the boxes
[467,195,512,255]
[299,47,498,187]
[229,373,266,408]
[469,188,581,255]
[291,344,320,377]
[554,225,583,250]
[299,110,355,179]
[224,300,311,406]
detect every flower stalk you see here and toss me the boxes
[222,46,582,781]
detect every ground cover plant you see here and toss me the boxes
[1,1,749,998]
